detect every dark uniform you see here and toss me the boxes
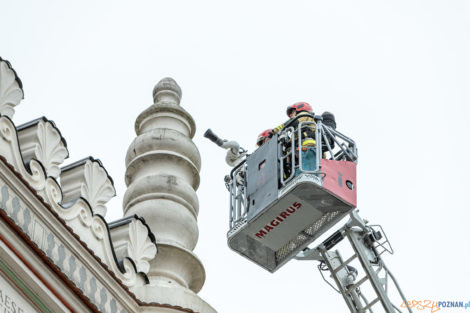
[272,111,317,173]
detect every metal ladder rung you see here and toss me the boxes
[345,276,368,294]
[332,254,357,275]
[358,297,380,313]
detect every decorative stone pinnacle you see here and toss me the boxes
[152,77,182,105]
[124,78,211,306]
[136,77,195,138]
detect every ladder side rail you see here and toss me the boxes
[332,253,358,275]
[320,249,364,313]
[359,297,380,313]
[381,262,413,313]
[318,262,342,293]
[345,228,397,313]
[358,292,376,313]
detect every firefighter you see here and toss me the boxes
[271,102,315,138]
[271,102,317,173]
[256,129,273,147]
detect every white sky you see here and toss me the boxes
[2,1,470,312]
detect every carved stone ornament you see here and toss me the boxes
[0,113,145,289]
[0,59,23,118]
[43,176,146,288]
[82,160,116,217]
[17,118,69,179]
[127,219,157,274]
[0,116,46,193]
[35,120,68,177]
[60,158,116,217]
[0,176,143,312]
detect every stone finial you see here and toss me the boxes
[135,77,195,138]
[123,78,216,313]
[152,77,182,105]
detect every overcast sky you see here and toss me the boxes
[2,1,470,312]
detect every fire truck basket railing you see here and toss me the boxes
[228,160,248,229]
[280,119,358,186]
[227,118,358,233]
[279,126,296,185]
[225,117,359,272]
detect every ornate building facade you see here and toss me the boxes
[0,57,216,313]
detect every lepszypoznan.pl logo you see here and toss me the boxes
[401,300,470,312]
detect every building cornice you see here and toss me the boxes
[0,146,199,313]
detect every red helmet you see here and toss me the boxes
[286,102,313,116]
[257,129,272,147]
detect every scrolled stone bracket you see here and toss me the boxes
[0,116,46,194]
[43,177,146,288]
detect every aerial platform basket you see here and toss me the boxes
[226,118,358,272]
